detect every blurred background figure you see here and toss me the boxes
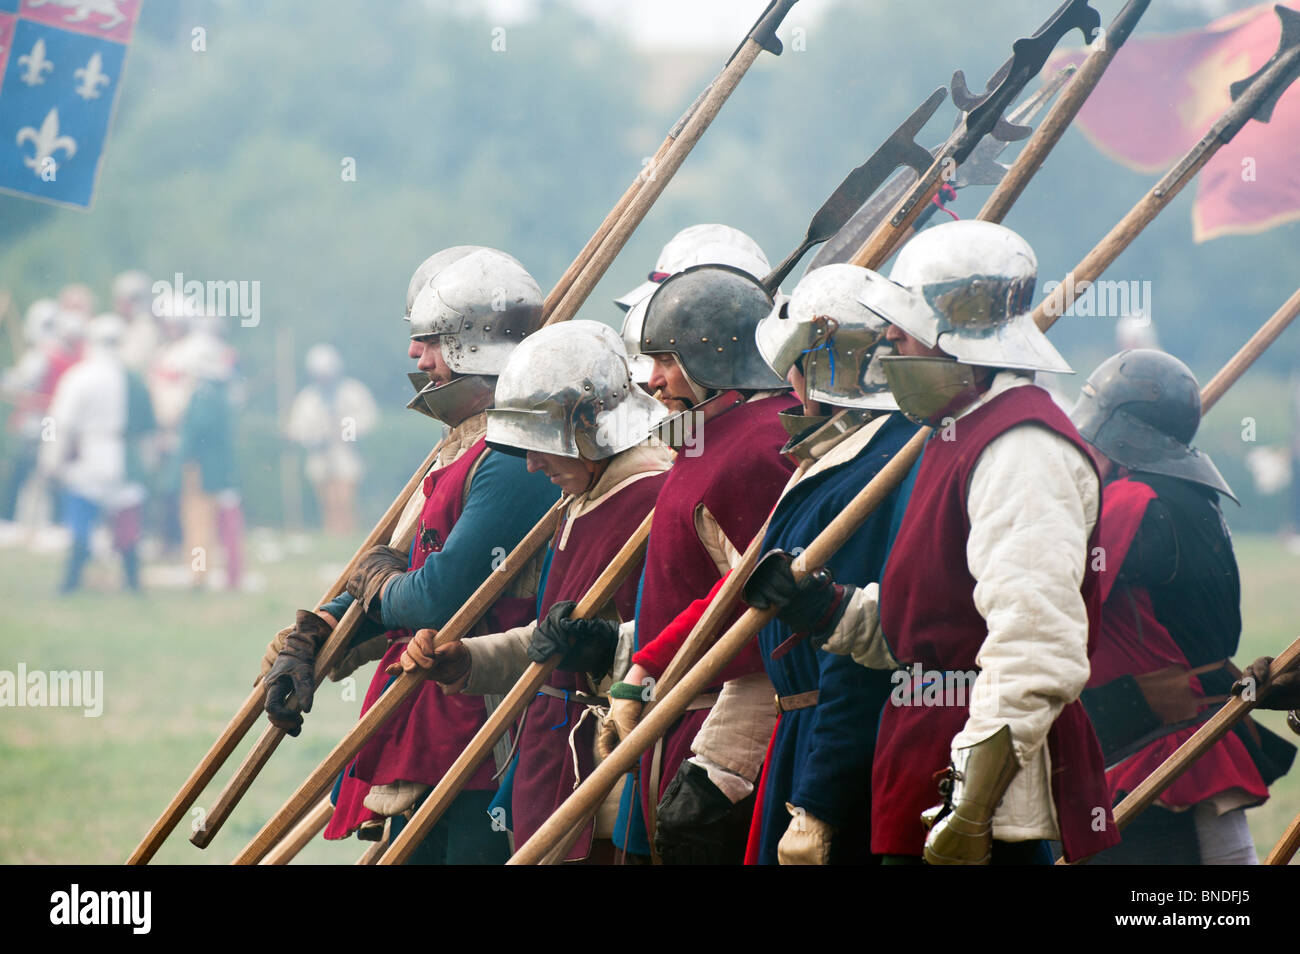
[167,311,244,590]
[0,299,79,539]
[285,343,378,535]
[113,270,158,373]
[146,293,199,557]
[39,313,154,593]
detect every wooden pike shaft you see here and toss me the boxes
[532,461,809,864]
[1034,38,1300,329]
[355,833,390,865]
[377,509,655,865]
[541,136,673,321]
[1200,286,1300,415]
[230,497,568,865]
[260,797,333,866]
[1264,807,1300,865]
[1110,643,1300,838]
[191,491,427,849]
[849,0,1145,272]
[545,38,763,327]
[513,33,1300,861]
[542,0,791,321]
[509,440,918,865]
[126,446,437,865]
[979,0,1151,223]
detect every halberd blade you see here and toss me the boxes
[1228,4,1300,122]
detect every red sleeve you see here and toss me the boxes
[631,570,765,683]
[632,573,730,678]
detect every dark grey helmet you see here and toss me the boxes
[1071,349,1236,501]
[639,263,788,392]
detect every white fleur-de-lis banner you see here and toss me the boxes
[0,0,141,209]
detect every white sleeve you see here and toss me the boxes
[951,424,1099,764]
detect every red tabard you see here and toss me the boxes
[510,469,667,860]
[1086,478,1267,807]
[872,386,1118,861]
[324,438,535,839]
[634,393,796,812]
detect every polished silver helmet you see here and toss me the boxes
[755,264,898,412]
[403,245,488,320]
[1071,349,1235,501]
[615,223,770,312]
[869,220,1072,374]
[487,320,668,460]
[405,248,543,426]
[407,247,541,370]
[640,264,788,392]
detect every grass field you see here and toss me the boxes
[0,531,1296,865]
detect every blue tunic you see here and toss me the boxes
[320,449,559,634]
[753,412,917,865]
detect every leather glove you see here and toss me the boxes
[387,628,470,684]
[1233,656,1300,711]
[363,780,430,817]
[596,681,645,759]
[263,610,333,737]
[777,803,833,865]
[345,545,407,624]
[257,623,294,684]
[654,760,754,865]
[528,600,618,675]
[743,549,852,647]
[1134,665,1201,724]
[329,631,390,682]
[922,724,1020,865]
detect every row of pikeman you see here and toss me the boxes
[257,218,1300,866]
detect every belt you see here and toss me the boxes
[774,690,819,716]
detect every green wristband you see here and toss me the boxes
[607,680,646,701]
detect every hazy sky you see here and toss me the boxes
[473,0,838,49]
[468,0,1242,49]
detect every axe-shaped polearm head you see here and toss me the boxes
[886,0,1100,230]
[953,0,1101,155]
[950,64,1075,189]
[730,0,800,62]
[776,87,948,283]
[1156,4,1300,200]
[809,67,1072,272]
[1229,4,1300,125]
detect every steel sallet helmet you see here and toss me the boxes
[639,263,788,392]
[407,247,542,373]
[615,223,770,312]
[870,219,1072,372]
[403,245,492,320]
[755,263,898,411]
[1071,348,1236,501]
[407,248,543,426]
[401,245,485,422]
[488,320,668,460]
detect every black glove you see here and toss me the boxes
[654,761,755,865]
[345,545,407,624]
[528,600,618,675]
[263,610,333,737]
[742,549,850,644]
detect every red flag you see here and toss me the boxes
[1051,3,1300,242]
